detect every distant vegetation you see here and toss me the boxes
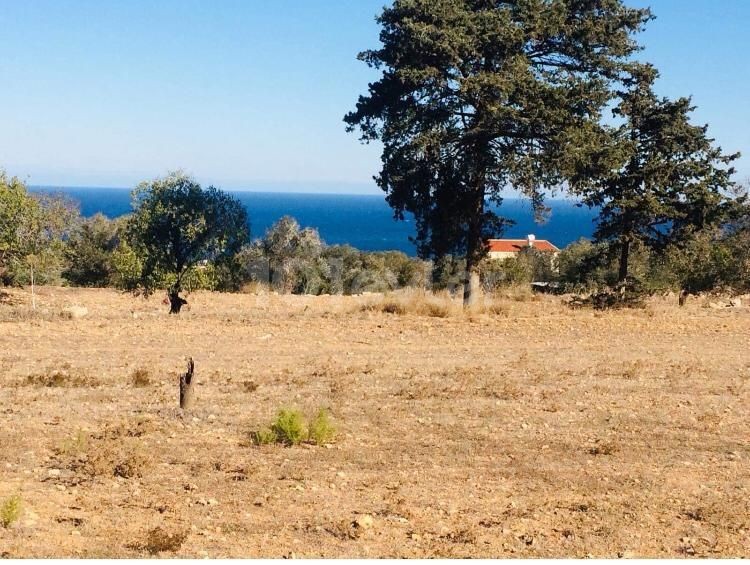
[0,169,748,308]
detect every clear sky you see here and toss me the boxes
[0,0,747,193]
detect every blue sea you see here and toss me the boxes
[29,186,598,254]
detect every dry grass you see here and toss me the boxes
[136,527,189,555]
[361,288,461,317]
[239,280,270,295]
[361,288,518,318]
[52,424,153,481]
[0,286,748,558]
[130,368,151,387]
[24,363,98,388]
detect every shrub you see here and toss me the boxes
[308,408,336,445]
[271,409,306,446]
[251,407,337,446]
[63,214,123,287]
[0,494,21,528]
[252,427,278,446]
[568,279,647,310]
[110,241,143,291]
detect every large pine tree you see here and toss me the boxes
[345,0,651,304]
[576,65,741,282]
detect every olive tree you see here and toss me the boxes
[125,172,249,313]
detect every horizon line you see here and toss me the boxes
[27,184,584,201]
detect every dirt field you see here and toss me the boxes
[1,286,748,557]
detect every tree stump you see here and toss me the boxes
[679,289,688,307]
[179,358,195,410]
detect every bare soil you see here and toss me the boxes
[1,286,748,557]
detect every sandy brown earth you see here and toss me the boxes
[1,286,748,557]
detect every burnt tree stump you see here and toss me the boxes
[179,358,195,409]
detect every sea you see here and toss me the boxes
[28,186,598,255]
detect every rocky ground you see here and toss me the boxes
[1,286,748,557]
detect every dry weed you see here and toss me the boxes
[56,429,152,480]
[130,368,152,387]
[24,363,98,387]
[137,526,189,554]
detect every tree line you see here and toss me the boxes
[0,171,436,312]
[2,168,748,312]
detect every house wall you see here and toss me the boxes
[487,251,520,260]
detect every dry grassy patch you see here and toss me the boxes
[130,368,152,387]
[361,288,519,318]
[53,425,153,481]
[2,286,749,558]
[24,363,99,387]
[130,527,189,555]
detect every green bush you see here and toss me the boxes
[252,427,278,446]
[110,241,143,291]
[1,494,21,528]
[271,409,306,446]
[252,407,336,446]
[63,214,123,287]
[308,408,336,445]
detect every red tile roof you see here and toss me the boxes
[487,239,559,253]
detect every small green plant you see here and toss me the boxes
[252,427,278,445]
[1,494,22,528]
[272,409,306,446]
[252,406,337,447]
[308,408,336,445]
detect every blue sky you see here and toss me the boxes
[0,0,747,193]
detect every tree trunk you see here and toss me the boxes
[30,264,36,311]
[618,239,630,283]
[179,357,195,409]
[463,266,481,307]
[168,291,187,314]
[463,192,485,308]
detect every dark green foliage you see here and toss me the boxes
[431,255,467,293]
[323,246,430,295]
[0,171,33,281]
[659,227,750,294]
[63,214,124,287]
[124,172,250,312]
[555,239,615,289]
[573,66,742,283]
[1,172,81,288]
[345,0,652,303]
